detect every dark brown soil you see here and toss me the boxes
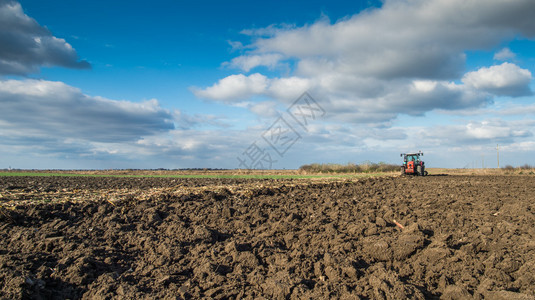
[0,176,274,191]
[1,175,535,299]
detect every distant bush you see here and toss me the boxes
[503,165,515,171]
[519,164,533,170]
[502,164,534,172]
[299,163,359,173]
[299,162,399,174]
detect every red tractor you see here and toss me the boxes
[401,151,428,176]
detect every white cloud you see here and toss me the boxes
[502,141,535,152]
[0,0,90,75]
[173,110,230,129]
[0,79,174,144]
[317,79,491,124]
[195,73,494,123]
[268,77,312,102]
[227,40,244,51]
[227,53,283,72]
[193,73,312,103]
[466,120,531,140]
[239,24,296,37]
[197,0,535,124]
[243,0,535,80]
[1,77,533,169]
[135,128,263,166]
[496,104,535,116]
[192,73,269,102]
[248,101,279,118]
[0,78,246,168]
[494,47,516,61]
[462,62,532,96]
[420,119,533,144]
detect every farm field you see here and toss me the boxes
[1,173,534,299]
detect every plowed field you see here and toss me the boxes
[1,175,534,299]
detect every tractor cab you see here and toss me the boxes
[403,154,421,164]
[400,151,427,176]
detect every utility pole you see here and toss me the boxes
[496,144,500,169]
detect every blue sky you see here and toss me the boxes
[1,0,534,169]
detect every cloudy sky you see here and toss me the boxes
[1,0,534,169]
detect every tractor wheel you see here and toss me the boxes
[417,165,423,176]
[424,171,428,176]
[400,166,406,175]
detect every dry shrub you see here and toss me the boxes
[519,164,533,170]
[299,162,398,174]
[502,164,534,173]
[502,165,515,172]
